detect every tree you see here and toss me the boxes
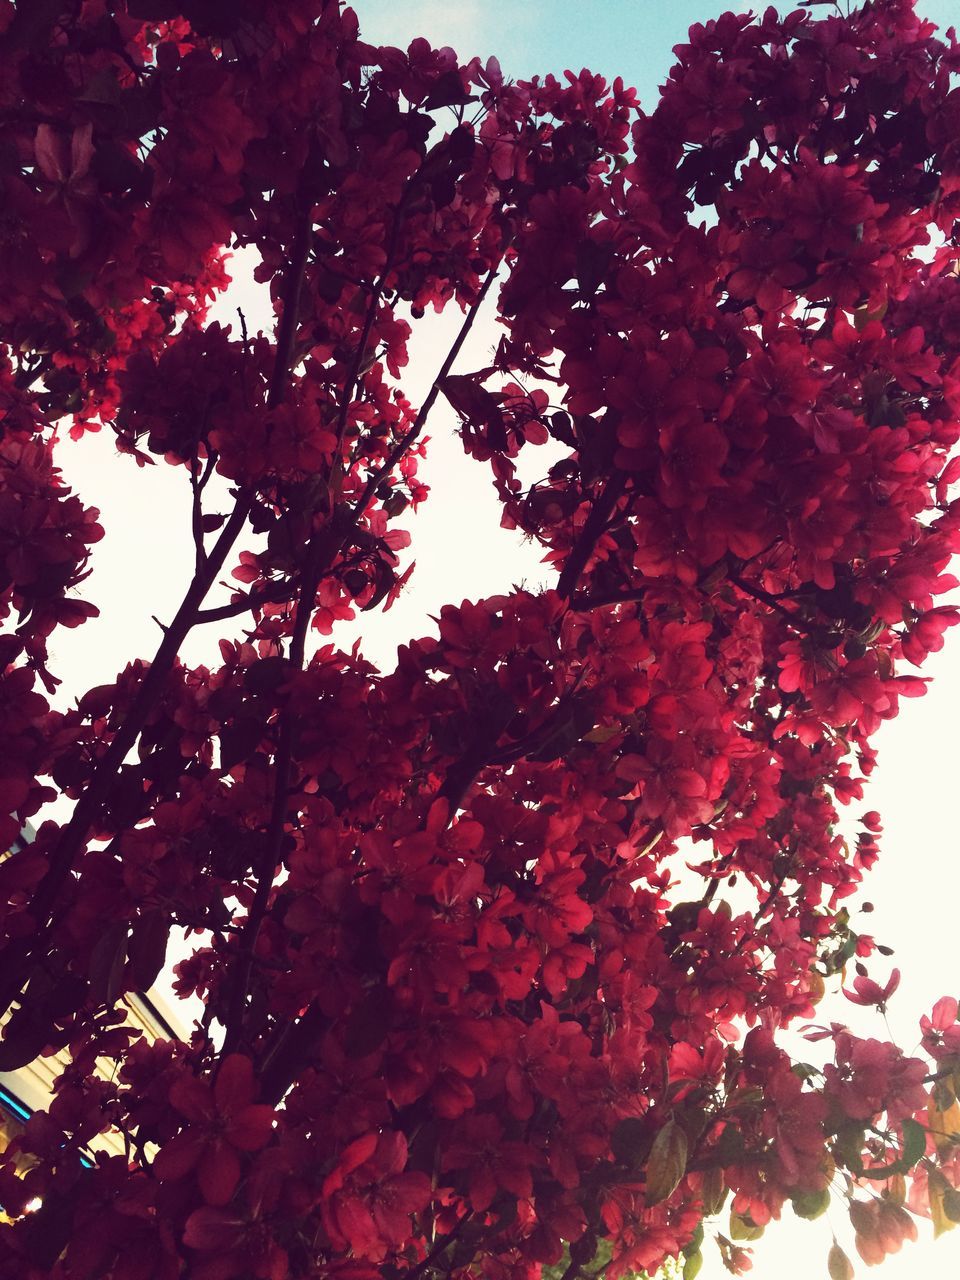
[1,0,960,1275]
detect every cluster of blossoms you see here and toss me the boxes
[2,1,960,1278]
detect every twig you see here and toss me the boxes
[556,474,627,600]
[0,493,257,1017]
[257,1002,329,1105]
[401,1220,469,1280]
[351,261,501,523]
[732,854,794,956]
[225,221,507,1053]
[220,546,317,1051]
[13,353,52,391]
[570,586,647,610]
[924,1067,958,1085]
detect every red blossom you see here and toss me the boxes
[321,1132,432,1261]
[154,1056,274,1205]
[842,967,900,1011]
[0,3,959,1278]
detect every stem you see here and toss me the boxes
[0,498,252,999]
[221,528,334,1052]
[924,1067,957,1084]
[732,853,794,957]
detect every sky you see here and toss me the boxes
[40,2,960,1278]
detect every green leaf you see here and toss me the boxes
[344,987,393,1057]
[711,1125,747,1164]
[683,1250,703,1280]
[943,1187,960,1224]
[729,1209,764,1242]
[645,1119,688,1206]
[422,69,477,111]
[833,1122,867,1171]
[682,1224,704,1258]
[0,1003,56,1072]
[611,1116,654,1167]
[88,921,128,1007]
[901,1117,927,1169]
[701,1166,728,1216]
[128,910,170,993]
[827,1243,854,1280]
[792,1187,831,1220]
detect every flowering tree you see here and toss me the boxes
[3,0,960,1276]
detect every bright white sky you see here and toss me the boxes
[41,2,960,1277]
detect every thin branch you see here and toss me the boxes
[222,631,304,1051]
[195,580,297,625]
[351,261,501,523]
[924,1067,958,1085]
[257,1001,328,1105]
[13,353,52,391]
[223,221,401,1051]
[732,853,794,957]
[196,450,217,494]
[267,210,313,408]
[730,574,815,634]
[332,217,403,456]
[0,492,257,1015]
[753,864,792,924]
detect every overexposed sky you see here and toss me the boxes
[45,2,960,1276]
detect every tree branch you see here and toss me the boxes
[189,460,209,573]
[224,224,506,1054]
[401,1220,469,1280]
[556,474,627,601]
[220,535,322,1052]
[0,202,315,1022]
[244,262,505,1068]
